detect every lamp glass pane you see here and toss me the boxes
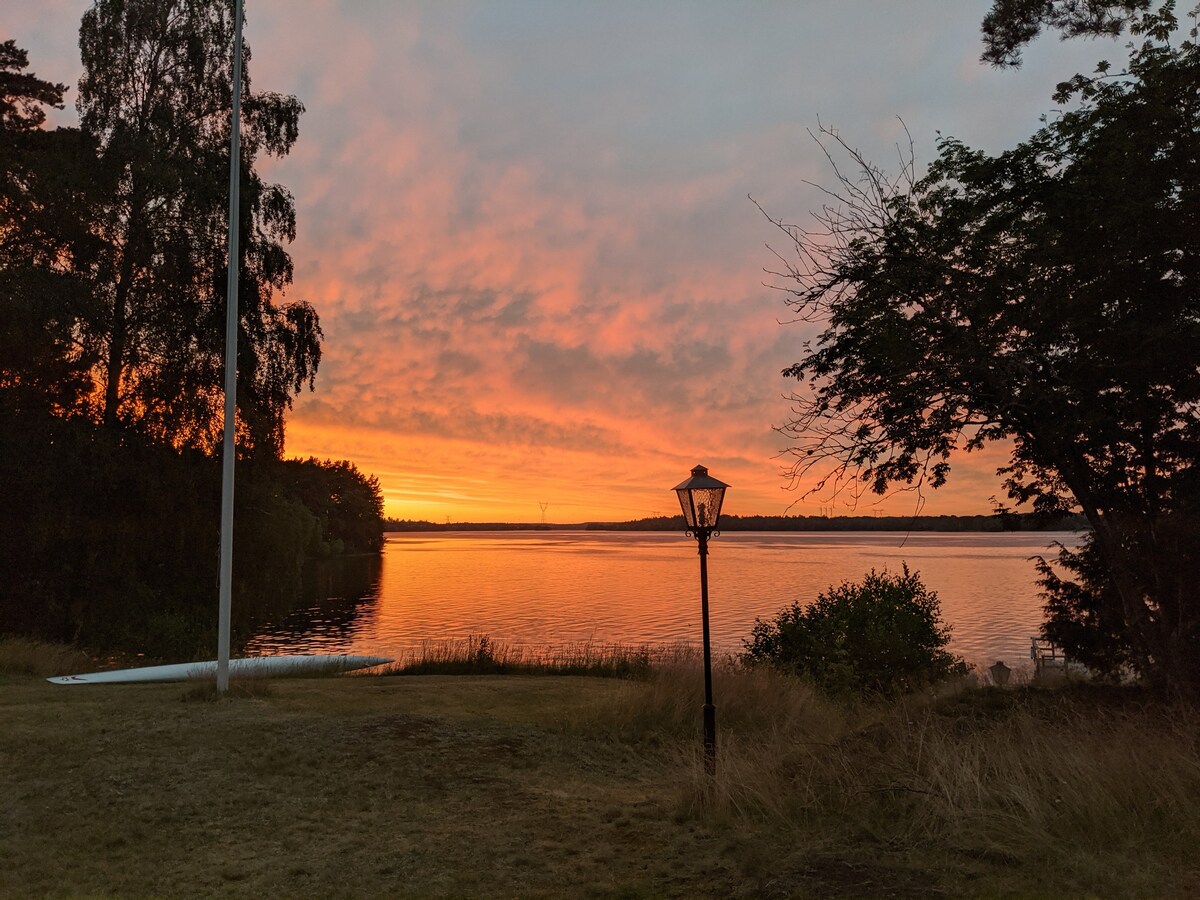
[675,488,695,527]
[676,486,725,529]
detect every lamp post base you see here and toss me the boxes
[703,703,716,776]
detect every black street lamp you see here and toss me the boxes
[672,463,730,775]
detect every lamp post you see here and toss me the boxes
[673,464,729,775]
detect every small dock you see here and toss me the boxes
[1030,637,1068,676]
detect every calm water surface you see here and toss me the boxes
[245,530,1080,669]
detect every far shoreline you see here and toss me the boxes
[384,512,1088,534]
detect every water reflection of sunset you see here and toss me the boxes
[246,532,1070,669]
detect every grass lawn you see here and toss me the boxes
[3,674,761,898]
[3,657,1200,897]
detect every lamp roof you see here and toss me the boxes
[672,464,730,493]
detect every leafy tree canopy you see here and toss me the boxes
[0,41,103,416]
[76,0,320,457]
[980,0,1181,67]
[0,40,67,130]
[768,14,1200,692]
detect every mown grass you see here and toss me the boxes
[3,638,1199,897]
[179,679,277,702]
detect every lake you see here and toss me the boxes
[243,530,1080,670]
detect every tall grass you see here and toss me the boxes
[0,636,92,678]
[582,652,857,745]
[579,656,1200,892]
[379,634,672,678]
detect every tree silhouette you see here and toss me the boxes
[770,12,1200,692]
[77,0,320,456]
[0,41,103,416]
[981,0,1157,67]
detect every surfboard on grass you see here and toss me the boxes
[47,654,393,685]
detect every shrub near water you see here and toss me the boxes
[742,565,968,695]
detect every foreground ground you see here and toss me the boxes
[6,674,779,898]
[3,663,1200,897]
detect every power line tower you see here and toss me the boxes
[539,500,549,526]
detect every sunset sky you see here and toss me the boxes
[7,2,1112,523]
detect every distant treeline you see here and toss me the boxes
[385,521,559,532]
[595,513,1089,532]
[384,512,1089,533]
[1,408,385,658]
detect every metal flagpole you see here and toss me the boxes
[217,0,245,694]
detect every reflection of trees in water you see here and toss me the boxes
[241,555,382,649]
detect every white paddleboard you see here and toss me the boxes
[47,654,392,685]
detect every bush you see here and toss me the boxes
[741,565,968,695]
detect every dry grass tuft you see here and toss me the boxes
[876,689,1200,865]
[579,652,856,746]
[0,636,92,678]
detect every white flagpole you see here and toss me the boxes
[217,0,245,694]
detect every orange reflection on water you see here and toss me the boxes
[246,530,1079,670]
